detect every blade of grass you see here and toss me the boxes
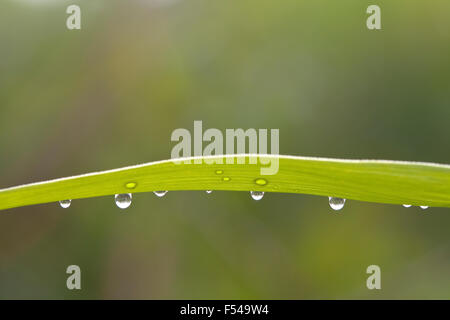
[1,154,449,211]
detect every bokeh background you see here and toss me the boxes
[0,0,449,299]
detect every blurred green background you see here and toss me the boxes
[0,0,449,299]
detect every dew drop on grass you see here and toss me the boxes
[222,177,231,182]
[420,206,429,210]
[329,197,345,211]
[125,182,137,189]
[206,190,213,194]
[154,191,168,197]
[254,178,267,186]
[402,204,412,208]
[115,193,132,209]
[59,200,71,209]
[215,170,223,175]
[250,191,264,200]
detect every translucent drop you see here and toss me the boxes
[222,177,231,182]
[215,170,223,175]
[115,193,132,209]
[329,197,345,211]
[255,178,268,186]
[206,190,213,194]
[125,182,137,189]
[250,191,264,200]
[420,206,428,210]
[402,204,412,208]
[59,200,71,209]
[154,191,168,197]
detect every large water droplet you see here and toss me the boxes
[115,193,132,209]
[154,191,168,197]
[215,170,223,175]
[125,182,137,189]
[420,206,428,210]
[250,191,264,200]
[329,197,345,211]
[254,178,267,186]
[206,190,212,194]
[402,204,412,208]
[59,200,71,209]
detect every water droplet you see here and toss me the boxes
[215,170,223,175]
[222,177,231,182]
[59,200,71,208]
[420,206,428,210]
[254,178,267,186]
[206,190,212,194]
[402,204,412,208]
[250,191,264,200]
[329,197,345,211]
[115,193,132,209]
[125,182,137,189]
[154,191,168,197]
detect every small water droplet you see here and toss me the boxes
[329,197,345,211]
[115,193,132,209]
[215,170,223,175]
[250,191,264,200]
[125,182,137,189]
[206,190,212,194]
[420,205,428,210]
[255,178,267,186]
[59,200,71,208]
[222,177,231,182]
[154,191,168,197]
[402,204,412,208]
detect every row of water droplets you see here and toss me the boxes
[59,195,430,211]
[58,169,430,211]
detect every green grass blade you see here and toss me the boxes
[1,154,449,211]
